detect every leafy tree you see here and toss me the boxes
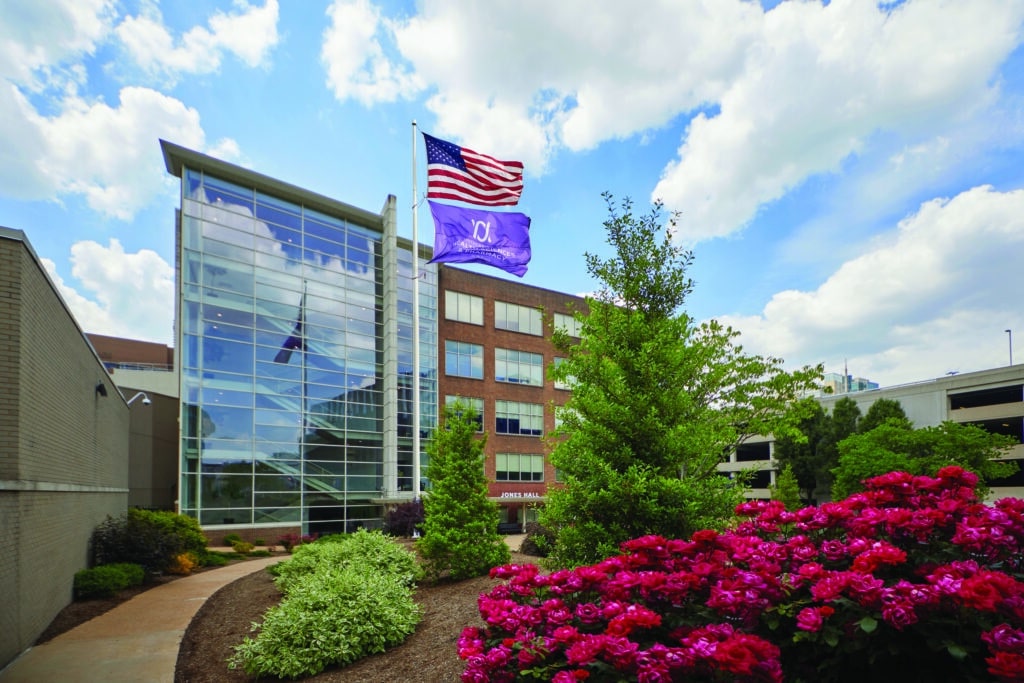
[772,398,830,503]
[831,420,1018,499]
[773,395,863,503]
[417,403,510,580]
[769,463,804,510]
[858,398,909,433]
[831,396,862,442]
[542,194,821,567]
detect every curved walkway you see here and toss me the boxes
[0,556,282,683]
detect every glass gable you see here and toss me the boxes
[178,165,437,535]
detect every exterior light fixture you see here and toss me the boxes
[95,382,108,397]
[126,391,151,406]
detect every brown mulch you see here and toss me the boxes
[174,551,535,683]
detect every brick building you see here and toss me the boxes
[437,266,587,531]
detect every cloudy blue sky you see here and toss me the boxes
[2,0,1023,388]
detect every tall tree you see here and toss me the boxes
[542,194,821,567]
[772,398,830,503]
[831,420,1018,499]
[858,398,909,433]
[774,395,864,503]
[770,463,804,511]
[417,403,510,580]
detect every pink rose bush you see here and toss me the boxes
[459,467,1024,682]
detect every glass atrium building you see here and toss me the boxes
[161,141,437,535]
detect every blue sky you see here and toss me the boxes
[2,0,1023,388]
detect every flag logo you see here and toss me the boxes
[427,201,531,277]
[423,133,524,206]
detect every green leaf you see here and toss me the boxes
[946,643,968,660]
[858,616,878,633]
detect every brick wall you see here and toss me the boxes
[436,266,587,506]
[0,232,130,668]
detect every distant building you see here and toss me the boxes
[727,366,1024,501]
[821,371,879,395]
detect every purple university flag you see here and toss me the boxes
[427,201,532,277]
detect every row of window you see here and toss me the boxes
[445,395,547,436]
[444,340,570,389]
[445,291,583,337]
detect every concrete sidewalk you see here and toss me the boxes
[0,556,282,683]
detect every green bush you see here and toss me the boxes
[230,530,423,678]
[200,551,232,566]
[73,563,145,599]
[519,521,555,557]
[271,529,421,594]
[91,509,208,573]
[231,540,255,555]
[223,533,244,545]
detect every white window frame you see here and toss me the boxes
[495,301,543,336]
[445,290,483,325]
[495,453,545,482]
[495,348,544,386]
[444,340,483,379]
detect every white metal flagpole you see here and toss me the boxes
[411,120,421,502]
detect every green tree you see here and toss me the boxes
[769,463,804,511]
[858,398,909,433]
[773,396,863,503]
[541,194,821,567]
[417,403,510,580]
[831,420,1018,499]
[772,398,830,503]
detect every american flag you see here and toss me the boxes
[423,132,524,206]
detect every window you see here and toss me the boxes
[495,301,542,336]
[495,348,544,386]
[552,357,575,390]
[445,291,483,325]
[554,312,583,338]
[496,453,544,481]
[445,395,484,431]
[445,340,483,379]
[495,400,544,436]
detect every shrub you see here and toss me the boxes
[384,500,425,537]
[201,551,231,567]
[167,552,198,575]
[271,529,422,594]
[231,540,255,555]
[230,566,421,678]
[230,530,423,678]
[460,467,1024,682]
[253,538,266,546]
[519,521,555,557]
[223,533,244,546]
[277,532,317,553]
[91,509,207,573]
[74,563,145,599]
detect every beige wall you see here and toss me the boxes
[0,230,130,669]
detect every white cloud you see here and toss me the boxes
[33,87,208,218]
[331,1,1023,229]
[0,2,247,218]
[653,0,1024,242]
[43,239,175,344]
[718,185,1024,386]
[116,0,280,84]
[321,0,424,106]
[0,0,115,84]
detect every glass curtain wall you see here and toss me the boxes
[178,167,436,534]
